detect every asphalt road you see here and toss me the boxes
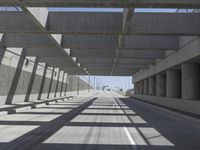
[0,91,200,150]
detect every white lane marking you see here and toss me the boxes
[123,127,138,149]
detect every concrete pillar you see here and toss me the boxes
[156,74,166,97]
[149,76,156,96]
[134,82,137,94]
[181,63,200,99]
[137,82,139,94]
[166,70,181,98]
[139,80,144,94]
[135,82,140,94]
[144,79,149,95]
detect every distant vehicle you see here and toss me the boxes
[125,89,134,96]
[107,89,110,91]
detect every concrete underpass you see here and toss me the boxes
[0,1,200,150]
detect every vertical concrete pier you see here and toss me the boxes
[149,76,156,96]
[156,74,166,97]
[166,70,181,98]
[144,79,149,95]
[181,63,200,100]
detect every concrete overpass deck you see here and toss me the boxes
[0,91,200,150]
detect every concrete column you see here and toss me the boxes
[136,82,139,94]
[181,63,200,99]
[166,70,181,98]
[135,82,139,94]
[139,80,144,94]
[144,79,149,95]
[134,83,137,94]
[149,76,156,96]
[156,74,166,97]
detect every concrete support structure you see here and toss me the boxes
[166,70,181,98]
[181,63,200,100]
[134,82,138,94]
[149,76,156,96]
[156,74,166,97]
[144,79,149,95]
[139,80,144,94]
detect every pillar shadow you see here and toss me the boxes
[60,72,65,97]
[118,97,200,150]
[54,70,60,98]
[0,98,97,150]
[24,58,38,102]
[5,50,25,104]
[47,67,54,99]
[0,35,6,65]
[37,64,48,100]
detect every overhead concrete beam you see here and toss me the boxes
[47,12,200,35]
[63,34,178,50]
[4,33,56,48]
[2,0,200,8]
[1,11,200,36]
[123,35,178,50]
[18,6,84,73]
[120,50,165,59]
[130,13,200,35]
[116,64,147,69]
[78,58,156,65]
[71,49,115,58]
[0,11,40,33]
[38,57,77,67]
[133,36,200,82]
[47,12,122,34]
[24,48,63,57]
[112,8,134,75]
[119,58,155,65]
[62,34,118,49]
[78,58,113,64]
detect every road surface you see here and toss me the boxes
[0,91,200,150]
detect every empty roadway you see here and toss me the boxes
[0,91,200,150]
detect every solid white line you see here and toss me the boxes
[123,127,138,149]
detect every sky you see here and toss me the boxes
[81,76,133,91]
[48,7,177,91]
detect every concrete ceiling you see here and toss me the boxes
[1,0,200,8]
[0,2,199,76]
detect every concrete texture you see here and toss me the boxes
[3,10,198,75]
[181,63,200,100]
[149,77,156,96]
[132,94,200,117]
[133,36,200,82]
[0,92,200,150]
[156,74,166,97]
[166,70,181,98]
[0,48,92,105]
[2,0,200,8]
[143,79,149,95]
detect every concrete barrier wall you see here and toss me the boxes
[0,49,93,105]
[132,94,200,116]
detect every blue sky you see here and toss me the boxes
[81,76,133,91]
[48,7,177,91]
